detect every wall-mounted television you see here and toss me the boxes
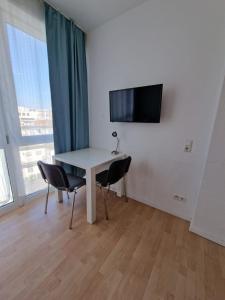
[109,84,163,123]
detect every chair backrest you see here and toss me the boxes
[107,156,132,186]
[37,161,47,181]
[37,161,69,190]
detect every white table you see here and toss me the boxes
[53,148,125,224]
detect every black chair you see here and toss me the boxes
[96,156,131,220]
[37,161,86,229]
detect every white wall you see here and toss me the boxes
[87,0,225,221]
[190,75,225,246]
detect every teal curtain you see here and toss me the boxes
[44,3,89,159]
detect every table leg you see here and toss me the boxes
[116,178,125,197]
[53,158,64,203]
[86,168,96,224]
[57,190,63,203]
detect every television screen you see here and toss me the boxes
[109,84,163,123]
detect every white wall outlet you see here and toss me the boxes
[184,140,193,152]
[173,195,186,202]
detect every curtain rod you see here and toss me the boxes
[40,0,85,32]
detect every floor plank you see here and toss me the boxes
[0,189,224,300]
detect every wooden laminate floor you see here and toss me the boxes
[0,189,225,300]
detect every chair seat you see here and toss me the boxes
[66,174,86,192]
[96,170,108,187]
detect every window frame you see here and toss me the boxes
[0,11,54,198]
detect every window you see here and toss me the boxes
[0,150,13,207]
[20,143,54,194]
[28,167,34,174]
[7,24,53,137]
[7,24,54,195]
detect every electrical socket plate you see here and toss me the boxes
[173,195,185,202]
[184,140,193,152]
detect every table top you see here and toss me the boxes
[53,148,125,169]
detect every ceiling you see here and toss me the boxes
[47,0,148,32]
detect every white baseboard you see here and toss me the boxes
[189,225,225,247]
[0,201,21,217]
[127,193,191,222]
[0,188,53,218]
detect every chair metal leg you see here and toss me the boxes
[44,184,50,214]
[69,191,76,229]
[102,187,109,220]
[124,175,128,202]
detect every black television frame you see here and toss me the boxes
[109,83,163,123]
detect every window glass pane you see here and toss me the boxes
[0,149,13,207]
[20,143,54,195]
[6,24,53,136]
